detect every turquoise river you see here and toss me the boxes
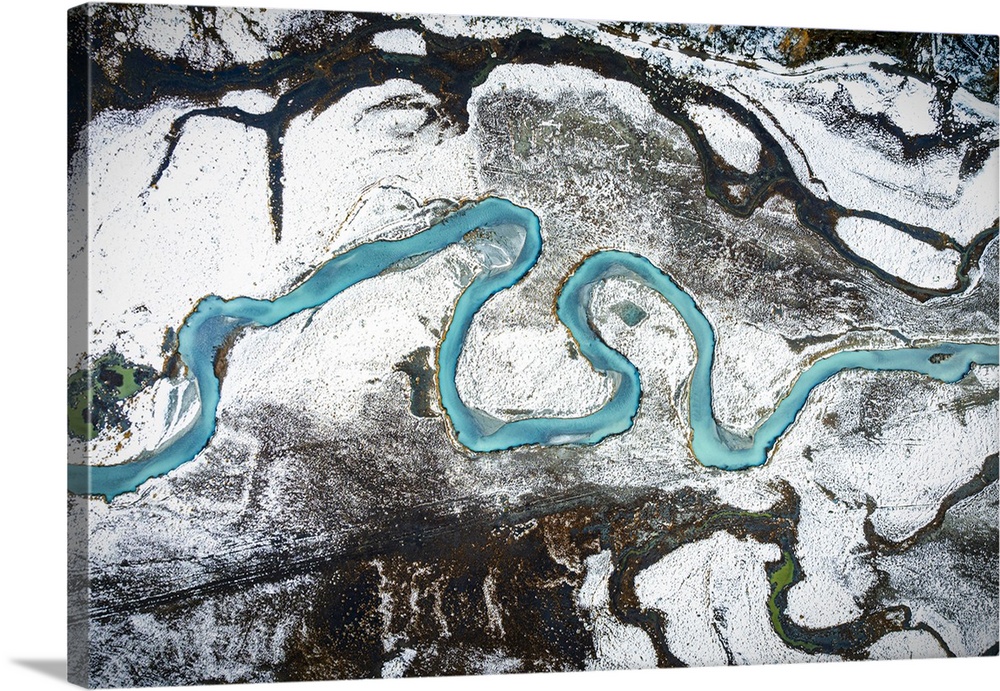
[69,198,1000,500]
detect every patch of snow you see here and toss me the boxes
[688,104,761,173]
[218,89,277,114]
[578,551,658,670]
[635,531,840,665]
[865,630,948,659]
[372,28,426,56]
[835,216,960,291]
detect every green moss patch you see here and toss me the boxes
[67,351,158,441]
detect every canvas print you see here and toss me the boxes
[67,2,999,687]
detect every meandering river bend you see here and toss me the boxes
[68,198,999,500]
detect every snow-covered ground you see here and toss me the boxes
[68,6,998,684]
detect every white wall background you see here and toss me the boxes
[2,0,997,689]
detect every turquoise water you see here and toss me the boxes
[69,198,999,500]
